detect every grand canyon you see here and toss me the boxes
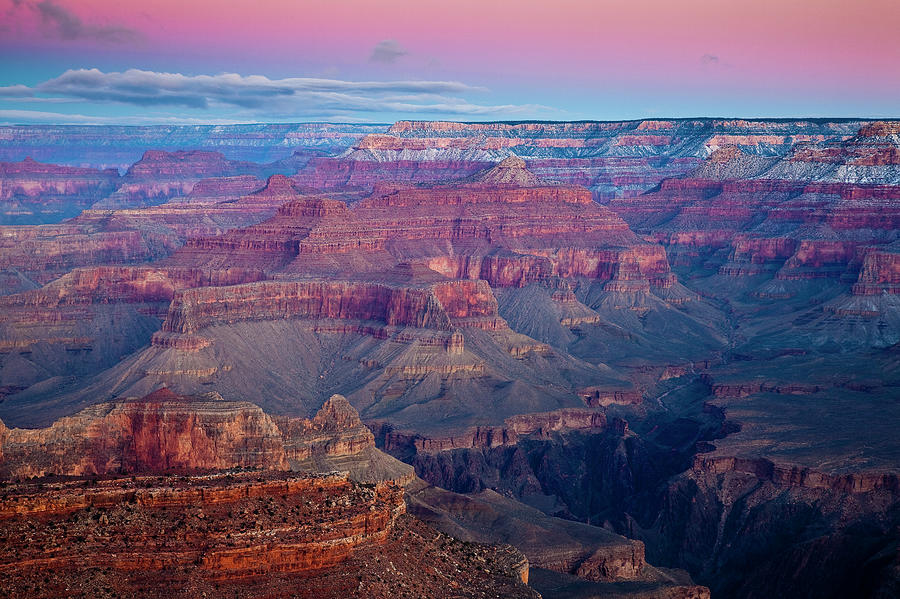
[0,116,897,598]
[1,0,898,596]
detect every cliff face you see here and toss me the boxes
[651,455,900,598]
[95,150,277,210]
[158,279,499,335]
[0,197,281,290]
[610,123,900,303]
[408,483,709,598]
[0,158,119,224]
[170,159,667,299]
[318,119,862,200]
[0,471,536,598]
[0,123,383,167]
[853,245,900,295]
[2,265,266,307]
[183,174,264,202]
[0,390,393,480]
[376,407,610,454]
[0,223,158,286]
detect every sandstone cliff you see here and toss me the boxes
[0,389,412,483]
[0,471,536,598]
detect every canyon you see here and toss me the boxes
[0,118,897,598]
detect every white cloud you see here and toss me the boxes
[0,68,553,120]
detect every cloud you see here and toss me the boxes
[700,53,733,69]
[370,40,408,64]
[0,84,35,98]
[0,109,252,125]
[29,69,489,108]
[0,68,550,120]
[6,0,139,43]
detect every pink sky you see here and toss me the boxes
[1,0,898,122]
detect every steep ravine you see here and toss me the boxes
[375,375,900,598]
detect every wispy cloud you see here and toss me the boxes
[5,0,140,43]
[700,53,733,69]
[0,109,252,125]
[370,40,408,64]
[0,68,550,120]
[35,0,138,42]
[0,85,34,98]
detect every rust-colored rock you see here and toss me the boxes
[0,471,536,598]
[0,390,382,479]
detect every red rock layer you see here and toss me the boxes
[692,455,900,494]
[159,279,499,335]
[0,157,118,198]
[852,247,900,295]
[98,150,268,209]
[857,120,900,137]
[184,175,264,201]
[612,166,900,284]
[167,162,675,310]
[0,390,376,479]
[293,157,491,189]
[0,473,537,599]
[172,194,352,269]
[0,157,119,221]
[0,180,290,285]
[1,265,266,307]
[0,224,157,284]
[0,472,406,588]
[376,407,611,454]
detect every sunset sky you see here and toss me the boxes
[1,0,898,124]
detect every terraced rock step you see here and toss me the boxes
[0,471,537,598]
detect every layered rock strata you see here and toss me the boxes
[0,158,119,224]
[0,389,411,483]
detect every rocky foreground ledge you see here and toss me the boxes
[0,471,536,598]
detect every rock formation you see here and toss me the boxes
[0,389,412,483]
[1,118,899,598]
[0,471,537,598]
[0,158,119,224]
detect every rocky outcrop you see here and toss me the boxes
[0,158,119,224]
[182,174,264,202]
[1,265,266,307]
[159,279,499,335]
[0,388,284,477]
[472,155,543,186]
[691,454,900,494]
[0,123,383,168]
[95,150,269,209]
[409,483,709,597]
[0,390,393,480]
[376,408,610,454]
[651,452,900,598]
[0,471,536,598]
[579,386,643,407]
[275,394,375,463]
[853,245,900,295]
